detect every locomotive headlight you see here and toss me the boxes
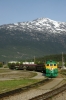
[51,67,54,73]
[51,67,53,70]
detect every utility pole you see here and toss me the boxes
[62,52,64,69]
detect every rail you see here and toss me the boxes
[29,83,66,100]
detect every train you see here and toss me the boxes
[8,60,58,78]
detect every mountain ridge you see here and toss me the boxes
[0,18,66,33]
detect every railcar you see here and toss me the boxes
[44,60,58,77]
[8,61,43,71]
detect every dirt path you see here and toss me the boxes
[0,69,46,80]
[30,71,45,79]
[0,70,39,80]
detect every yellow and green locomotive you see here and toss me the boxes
[44,60,58,77]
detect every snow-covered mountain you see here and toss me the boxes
[0,18,66,61]
[0,18,66,34]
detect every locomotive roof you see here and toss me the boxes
[46,60,57,64]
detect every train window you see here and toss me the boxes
[50,64,53,66]
[47,64,49,66]
[54,64,56,66]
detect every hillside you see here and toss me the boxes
[0,18,66,62]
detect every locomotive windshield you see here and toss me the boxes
[47,64,49,66]
[50,64,53,66]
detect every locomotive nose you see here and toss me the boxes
[51,67,54,73]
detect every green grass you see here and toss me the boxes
[0,79,41,93]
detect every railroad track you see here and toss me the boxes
[29,83,66,100]
[0,78,53,99]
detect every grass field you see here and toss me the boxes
[0,79,41,93]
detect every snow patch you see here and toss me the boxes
[14,23,18,25]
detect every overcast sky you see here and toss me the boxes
[0,0,66,25]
